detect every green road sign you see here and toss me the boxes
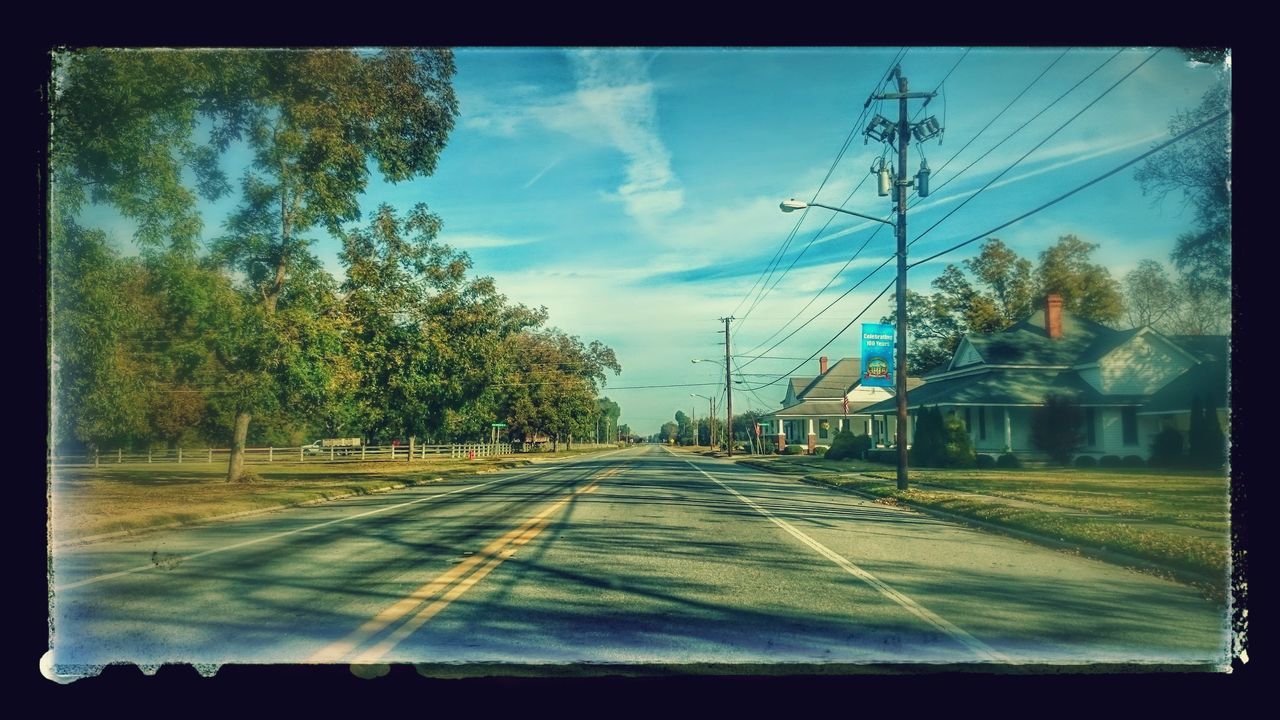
[491,423,507,427]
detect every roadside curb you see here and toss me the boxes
[738,460,1221,589]
[52,458,542,549]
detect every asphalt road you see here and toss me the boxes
[48,445,1231,673]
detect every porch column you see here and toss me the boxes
[1004,408,1012,451]
[807,419,816,454]
[776,419,786,452]
[865,418,872,438]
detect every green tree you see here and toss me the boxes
[52,48,461,482]
[941,414,976,468]
[910,407,945,467]
[1031,393,1084,465]
[497,330,620,452]
[1035,235,1125,325]
[658,422,679,444]
[340,204,542,445]
[49,217,151,452]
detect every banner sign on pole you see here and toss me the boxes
[860,323,895,388]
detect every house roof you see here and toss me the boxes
[859,369,1146,414]
[771,398,884,417]
[1167,335,1229,364]
[787,377,813,401]
[1140,357,1229,414]
[961,309,1128,367]
[796,357,860,398]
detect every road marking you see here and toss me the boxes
[667,448,1010,663]
[56,451,629,592]
[311,475,607,663]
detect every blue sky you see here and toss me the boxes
[78,47,1231,434]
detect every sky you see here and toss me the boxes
[77,47,1231,436]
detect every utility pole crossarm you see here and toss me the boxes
[873,92,936,100]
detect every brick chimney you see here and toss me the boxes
[819,356,829,375]
[1046,294,1063,340]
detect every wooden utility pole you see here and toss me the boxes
[721,316,734,456]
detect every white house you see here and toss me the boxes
[759,355,923,453]
[859,294,1229,461]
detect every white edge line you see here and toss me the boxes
[665,447,1009,663]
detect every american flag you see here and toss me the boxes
[842,395,849,416]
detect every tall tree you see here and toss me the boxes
[1134,56,1230,333]
[497,330,620,451]
[1035,235,1125,325]
[340,204,543,444]
[52,49,461,481]
[1123,259,1181,330]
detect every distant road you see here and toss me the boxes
[49,444,1229,672]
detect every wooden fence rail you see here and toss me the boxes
[47,442,614,467]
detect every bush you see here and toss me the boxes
[813,446,828,456]
[1031,393,1085,464]
[1122,455,1146,468]
[1074,454,1098,468]
[825,430,873,461]
[941,414,976,468]
[911,407,945,467]
[783,444,805,455]
[996,453,1021,469]
[976,454,996,469]
[1099,455,1122,468]
[1149,426,1185,467]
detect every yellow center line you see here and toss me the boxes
[310,468,612,664]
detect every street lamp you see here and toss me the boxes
[782,195,911,489]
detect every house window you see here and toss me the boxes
[1122,407,1138,446]
[978,407,986,440]
[1085,407,1096,447]
[819,419,830,439]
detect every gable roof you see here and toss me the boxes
[1140,355,1229,414]
[961,308,1128,368]
[787,377,813,401]
[796,357,861,398]
[1168,335,1229,364]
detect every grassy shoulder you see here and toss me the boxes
[738,454,1230,585]
[50,446,621,543]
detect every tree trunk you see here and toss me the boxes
[551,434,559,452]
[226,410,252,482]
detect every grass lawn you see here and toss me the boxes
[739,454,1231,586]
[49,446,618,543]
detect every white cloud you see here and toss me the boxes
[438,232,538,250]
[462,51,684,223]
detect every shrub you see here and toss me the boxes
[1122,455,1146,468]
[942,415,976,468]
[996,453,1021,469]
[813,446,828,457]
[1031,393,1084,464]
[825,430,873,461]
[976,454,996,469]
[1099,455,1122,468]
[1074,454,1098,468]
[1149,426,1185,467]
[783,444,805,455]
[911,407,945,467]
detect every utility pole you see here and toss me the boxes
[872,65,938,491]
[720,316,734,456]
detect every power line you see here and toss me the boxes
[908,48,1160,252]
[735,50,974,363]
[740,253,896,373]
[738,277,897,393]
[730,47,908,330]
[909,108,1229,269]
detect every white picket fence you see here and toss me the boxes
[47,441,615,467]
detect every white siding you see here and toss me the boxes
[1094,334,1192,395]
[848,385,894,403]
